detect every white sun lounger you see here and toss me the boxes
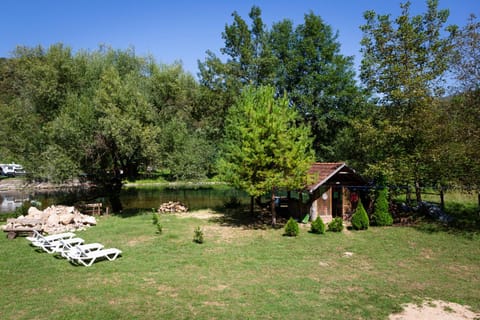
[41,237,85,254]
[60,242,105,260]
[27,230,76,244]
[70,248,122,267]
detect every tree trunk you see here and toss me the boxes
[250,196,254,214]
[415,181,422,203]
[109,191,123,213]
[440,187,445,210]
[406,185,412,205]
[105,175,123,213]
[271,188,277,227]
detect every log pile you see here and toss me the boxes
[2,205,97,236]
[158,201,188,213]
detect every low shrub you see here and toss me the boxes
[193,226,204,243]
[310,216,326,234]
[328,217,344,232]
[14,202,31,217]
[284,217,299,237]
[351,200,369,230]
[372,188,393,226]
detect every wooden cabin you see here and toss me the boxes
[306,162,367,224]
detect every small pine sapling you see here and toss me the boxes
[372,187,393,226]
[351,200,369,230]
[152,212,159,225]
[156,222,163,234]
[310,216,326,234]
[284,217,300,237]
[327,217,344,232]
[193,226,204,244]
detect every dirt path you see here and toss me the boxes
[389,300,480,320]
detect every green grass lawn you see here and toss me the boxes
[1,209,479,320]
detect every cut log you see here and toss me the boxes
[158,201,188,213]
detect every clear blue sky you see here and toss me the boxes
[1,0,478,77]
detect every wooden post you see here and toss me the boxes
[406,186,412,205]
[271,187,277,226]
[440,187,445,210]
[415,181,422,203]
[299,192,304,217]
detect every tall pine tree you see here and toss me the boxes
[217,86,314,225]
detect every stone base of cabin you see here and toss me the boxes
[318,215,333,224]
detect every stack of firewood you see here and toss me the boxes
[158,201,188,213]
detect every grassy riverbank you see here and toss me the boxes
[1,208,479,319]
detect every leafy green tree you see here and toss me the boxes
[218,86,314,225]
[34,145,80,183]
[271,13,362,159]
[159,117,215,181]
[10,44,80,122]
[197,6,276,142]
[199,7,363,160]
[359,0,455,198]
[0,99,42,167]
[451,14,480,94]
[448,15,480,196]
[87,67,161,208]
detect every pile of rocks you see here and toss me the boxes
[158,201,188,213]
[2,205,97,235]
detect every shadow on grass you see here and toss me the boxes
[114,208,148,218]
[109,204,289,231]
[413,219,480,240]
[208,205,287,230]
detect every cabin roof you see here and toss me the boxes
[307,162,366,193]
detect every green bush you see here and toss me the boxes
[327,217,344,232]
[152,212,159,225]
[156,222,163,234]
[351,200,369,230]
[14,202,31,217]
[284,217,299,237]
[310,216,326,234]
[193,226,204,243]
[372,188,393,226]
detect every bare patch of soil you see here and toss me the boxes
[173,209,222,220]
[389,300,480,320]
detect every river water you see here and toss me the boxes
[0,185,249,214]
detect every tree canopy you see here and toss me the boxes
[0,45,215,210]
[357,0,455,199]
[198,6,363,160]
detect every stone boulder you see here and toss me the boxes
[2,205,97,236]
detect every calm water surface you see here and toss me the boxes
[0,185,249,213]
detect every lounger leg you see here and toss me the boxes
[105,252,120,261]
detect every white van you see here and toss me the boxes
[0,163,26,177]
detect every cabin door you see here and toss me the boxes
[332,186,343,218]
